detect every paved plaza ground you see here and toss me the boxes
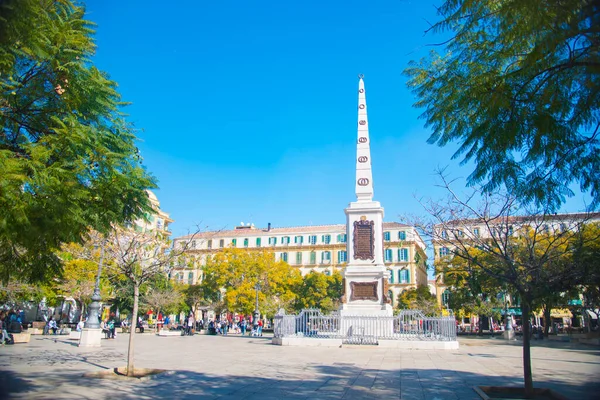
[0,333,599,399]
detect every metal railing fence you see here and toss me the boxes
[273,308,456,342]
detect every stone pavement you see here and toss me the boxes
[0,333,599,399]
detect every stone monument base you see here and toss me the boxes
[79,328,102,347]
[502,330,515,340]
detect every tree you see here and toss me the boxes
[55,240,110,321]
[201,248,301,316]
[142,286,182,331]
[182,284,210,318]
[104,227,193,377]
[405,0,600,210]
[396,285,440,316]
[0,0,155,282]
[293,271,343,313]
[412,172,598,396]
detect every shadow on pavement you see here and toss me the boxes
[1,363,599,400]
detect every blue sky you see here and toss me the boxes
[85,0,590,239]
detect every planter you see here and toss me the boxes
[474,386,567,400]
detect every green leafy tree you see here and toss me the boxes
[293,271,343,313]
[396,285,440,316]
[104,227,194,377]
[405,0,600,209]
[201,248,301,316]
[0,0,155,282]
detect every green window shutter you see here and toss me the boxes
[256,238,261,247]
[310,251,316,264]
[232,239,237,247]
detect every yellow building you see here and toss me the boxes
[173,221,427,307]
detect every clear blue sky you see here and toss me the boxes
[85,0,590,239]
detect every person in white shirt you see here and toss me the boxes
[76,320,85,332]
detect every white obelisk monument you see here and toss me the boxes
[340,75,393,317]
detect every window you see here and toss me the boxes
[231,239,237,247]
[442,289,451,306]
[294,235,304,244]
[244,238,249,248]
[385,249,393,262]
[322,235,331,244]
[310,251,316,264]
[207,239,212,249]
[281,252,288,262]
[219,239,224,248]
[384,231,391,241]
[337,233,347,243]
[191,240,196,249]
[398,248,409,262]
[457,230,464,237]
[441,230,448,239]
[269,237,277,245]
[389,271,394,283]
[188,272,194,285]
[296,252,303,265]
[256,237,261,247]
[322,251,331,263]
[388,290,394,306]
[508,226,514,235]
[338,250,347,262]
[282,236,290,245]
[309,235,317,245]
[398,231,406,241]
[473,228,480,237]
[439,247,449,257]
[400,269,410,283]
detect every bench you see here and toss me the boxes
[12,333,31,343]
[157,330,181,337]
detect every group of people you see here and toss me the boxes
[1,310,25,345]
[207,318,264,336]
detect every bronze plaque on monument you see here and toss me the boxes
[353,220,374,260]
[350,281,378,301]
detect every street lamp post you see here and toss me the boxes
[253,283,260,332]
[503,292,514,340]
[79,238,106,347]
[85,240,106,329]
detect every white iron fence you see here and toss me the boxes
[274,309,456,344]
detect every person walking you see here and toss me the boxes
[257,319,263,337]
[187,314,194,336]
[240,319,247,336]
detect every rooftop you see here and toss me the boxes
[175,222,411,240]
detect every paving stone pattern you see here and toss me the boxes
[0,334,599,399]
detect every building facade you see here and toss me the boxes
[433,212,600,307]
[173,222,428,307]
[130,190,174,235]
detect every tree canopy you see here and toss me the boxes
[293,270,343,313]
[405,0,600,209]
[201,248,301,316]
[396,285,440,316]
[0,0,155,282]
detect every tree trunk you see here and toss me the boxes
[127,284,139,377]
[543,304,551,337]
[522,301,534,398]
[156,308,161,333]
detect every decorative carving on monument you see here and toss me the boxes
[359,88,364,93]
[359,104,365,109]
[340,278,347,304]
[359,120,366,125]
[358,156,368,163]
[350,281,378,301]
[357,178,369,186]
[358,137,367,143]
[353,220,374,260]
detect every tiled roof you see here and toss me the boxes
[176,221,411,240]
